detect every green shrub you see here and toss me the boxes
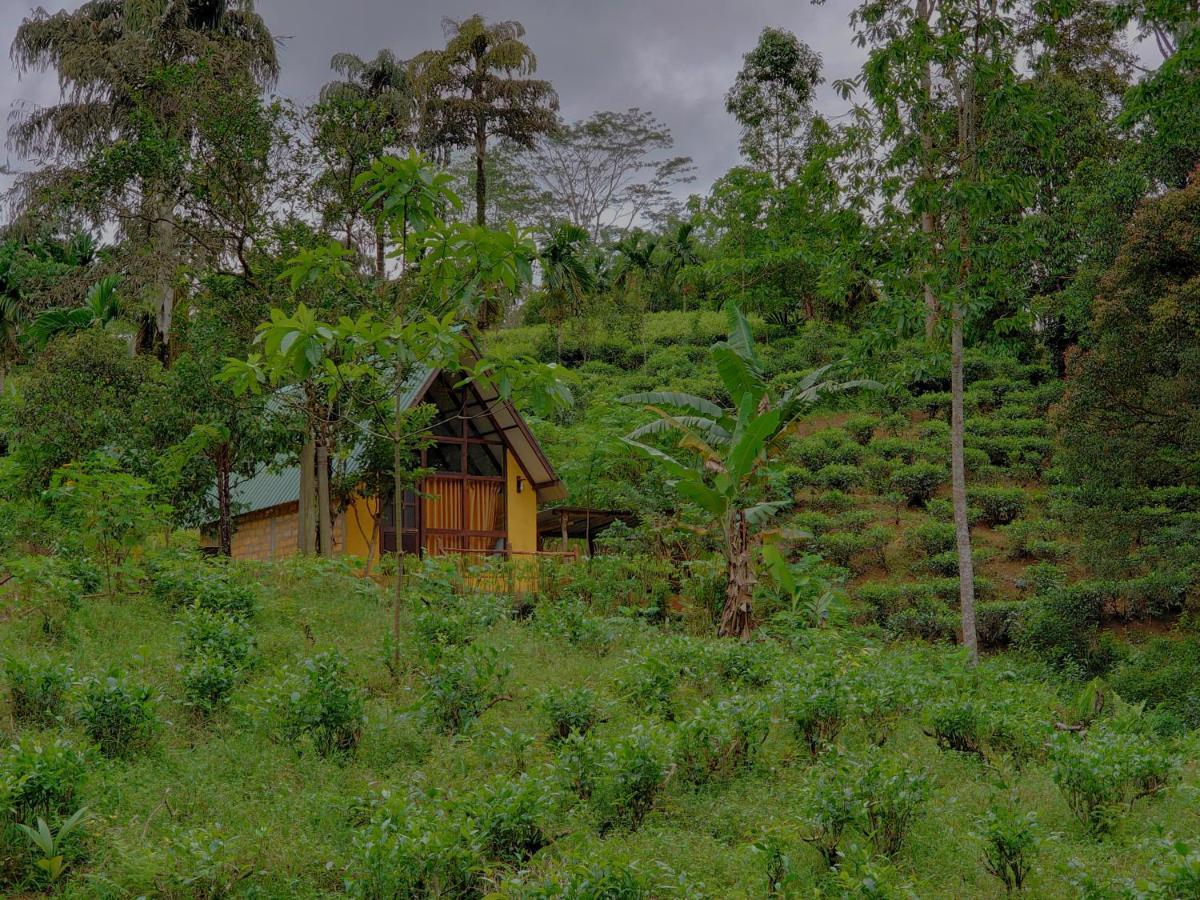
[616,653,679,719]
[672,696,769,786]
[1049,726,1176,834]
[801,761,857,867]
[855,754,931,856]
[1016,584,1107,674]
[815,489,855,513]
[182,652,241,714]
[1111,637,1200,730]
[835,510,876,535]
[177,605,256,670]
[976,601,1025,649]
[349,802,483,899]
[534,600,618,656]
[907,520,956,557]
[708,639,779,687]
[888,598,958,643]
[421,646,510,735]
[468,774,553,863]
[272,651,367,756]
[890,462,948,506]
[1000,519,1063,559]
[150,560,257,619]
[873,438,919,464]
[590,725,670,833]
[538,686,603,742]
[1138,837,1200,899]
[971,487,1028,526]
[782,676,846,756]
[817,531,871,570]
[977,801,1039,895]
[926,700,987,756]
[845,416,877,445]
[814,464,862,492]
[4,657,73,725]
[794,511,836,537]
[522,855,655,898]
[0,736,89,825]
[76,672,159,758]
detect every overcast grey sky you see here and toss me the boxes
[0,0,868,196]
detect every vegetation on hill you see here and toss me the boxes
[2,0,1200,894]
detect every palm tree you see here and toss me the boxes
[611,230,660,304]
[622,304,874,638]
[538,223,594,357]
[658,222,704,311]
[411,15,559,230]
[10,1,277,352]
[25,275,126,351]
[318,49,416,277]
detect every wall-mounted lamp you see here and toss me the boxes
[516,476,525,494]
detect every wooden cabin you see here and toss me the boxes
[211,367,567,564]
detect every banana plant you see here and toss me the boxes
[17,806,89,885]
[621,303,874,638]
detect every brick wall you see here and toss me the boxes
[229,502,356,561]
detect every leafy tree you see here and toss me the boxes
[1055,175,1200,574]
[314,49,416,276]
[2,330,160,492]
[725,27,824,185]
[537,223,595,356]
[489,108,696,243]
[411,14,559,242]
[10,0,278,351]
[622,304,870,638]
[846,0,1055,661]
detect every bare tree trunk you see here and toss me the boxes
[298,438,317,554]
[153,197,177,358]
[316,440,334,557]
[215,444,233,557]
[375,226,386,280]
[392,380,406,675]
[950,304,979,663]
[718,512,754,640]
[474,113,487,227]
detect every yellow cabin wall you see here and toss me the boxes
[227,451,539,564]
[342,495,379,560]
[506,449,538,554]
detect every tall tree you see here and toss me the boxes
[9,0,278,352]
[725,27,824,185]
[848,0,1052,662]
[486,109,696,243]
[537,222,595,355]
[314,49,416,277]
[410,15,558,234]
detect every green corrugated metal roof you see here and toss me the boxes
[229,365,432,515]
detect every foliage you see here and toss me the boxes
[420,645,511,734]
[672,695,769,786]
[76,672,159,758]
[261,651,366,757]
[890,462,948,507]
[4,656,72,725]
[0,736,89,825]
[537,685,603,742]
[976,801,1039,895]
[1049,726,1176,834]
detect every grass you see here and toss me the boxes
[2,554,1198,897]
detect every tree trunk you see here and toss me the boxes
[474,112,487,227]
[950,304,979,663]
[917,0,940,341]
[153,196,177,359]
[298,438,317,554]
[215,444,233,557]
[718,512,754,640]
[392,379,406,675]
[316,440,334,557]
[375,226,386,280]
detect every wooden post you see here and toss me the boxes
[560,510,569,553]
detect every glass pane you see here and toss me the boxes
[466,441,504,477]
[464,403,500,439]
[401,489,417,529]
[426,442,462,473]
[427,377,463,437]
